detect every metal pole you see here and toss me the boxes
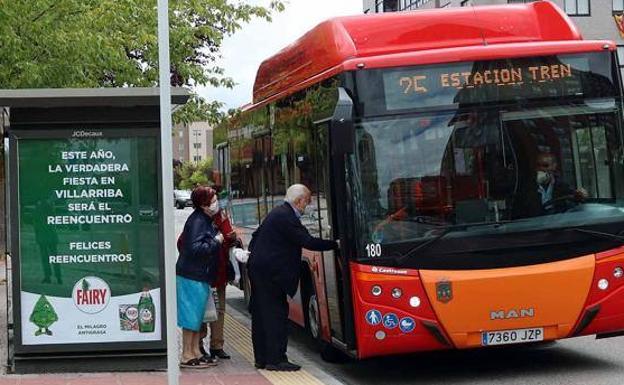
[157,1,178,384]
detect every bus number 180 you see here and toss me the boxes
[366,243,382,258]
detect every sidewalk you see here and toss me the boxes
[0,261,342,385]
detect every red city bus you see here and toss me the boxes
[214,2,624,360]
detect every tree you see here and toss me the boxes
[176,158,213,189]
[29,295,58,336]
[0,0,284,123]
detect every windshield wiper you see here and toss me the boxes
[568,228,624,243]
[396,220,513,264]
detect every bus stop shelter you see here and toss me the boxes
[0,88,188,373]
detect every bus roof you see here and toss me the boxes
[252,1,583,106]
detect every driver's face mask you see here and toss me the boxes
[536,170,550,185]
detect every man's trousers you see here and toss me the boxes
[249,268,289,365]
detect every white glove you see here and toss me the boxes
[233,248,250,263]
[215,232,224,244]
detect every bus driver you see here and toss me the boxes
[535,153,587,213]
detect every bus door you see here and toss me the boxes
[315,122,347,343]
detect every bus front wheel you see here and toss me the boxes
[302,275,346,363]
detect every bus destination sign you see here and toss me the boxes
[399,63,573,94]
[381,54,609,110]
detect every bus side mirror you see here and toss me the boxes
[331,87,355,155]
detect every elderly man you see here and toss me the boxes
[248,184,338,371]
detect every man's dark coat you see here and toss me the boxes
[248,202,336,296]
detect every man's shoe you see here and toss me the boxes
[265,361,301,372]
[254,362,266,369]
[210,349,231,359]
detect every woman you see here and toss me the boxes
[176,186,223,368]
[199,188,238,360]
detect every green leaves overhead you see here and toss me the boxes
[0,0,284,122]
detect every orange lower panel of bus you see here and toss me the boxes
[351,249,624,359]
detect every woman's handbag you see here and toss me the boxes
[202,289,218,323]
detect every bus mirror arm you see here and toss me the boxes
[331,87,355,155]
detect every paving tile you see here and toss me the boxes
[117,373,167,385]
[65,375,118,385]
[17,376,69,385]
[213,374,273,385]
[180,372,216,385]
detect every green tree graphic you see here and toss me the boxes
[29,295,59,336]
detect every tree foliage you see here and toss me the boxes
[0,0,284,123]
[175,158,214,189]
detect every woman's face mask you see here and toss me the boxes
[205,199,219,216]
[218,198,228,210]
[536,170,550,185]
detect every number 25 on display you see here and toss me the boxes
[366,243,382,258]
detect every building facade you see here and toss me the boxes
[362,0,624,73]
[172,121,213,164]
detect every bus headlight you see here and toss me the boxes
[614,267,624,279]
[598,279,609,291]
[371,285,382,296]
[391,288,402,299]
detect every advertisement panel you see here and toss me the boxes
[17,134,162,346]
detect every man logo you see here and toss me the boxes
[436,280,452,303]
[490,308,535,320]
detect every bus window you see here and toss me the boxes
[572,124,612,198]
[273,99,322,236]
[228,111,266,228]
[294,126,321,237]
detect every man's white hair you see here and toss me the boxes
[285,184,309,203]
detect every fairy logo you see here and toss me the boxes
[72,276,110,314]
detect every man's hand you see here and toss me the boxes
[335,239,341,250]
[215,232,224,244]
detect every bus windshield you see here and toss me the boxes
[350,51,624,265]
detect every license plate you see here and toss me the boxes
[482,327,544,346]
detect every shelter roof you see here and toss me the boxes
[0,87,189,108]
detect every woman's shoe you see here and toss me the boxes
[210,349,231,359]
[199,355,219,366]
[180,358,210,369]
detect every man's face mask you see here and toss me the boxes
[303,204,315,216]
[536,170,550,185]
[298,196,312,215]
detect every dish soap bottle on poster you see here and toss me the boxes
[138,287,155,333]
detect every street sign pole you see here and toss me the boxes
[157,1,178,384]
